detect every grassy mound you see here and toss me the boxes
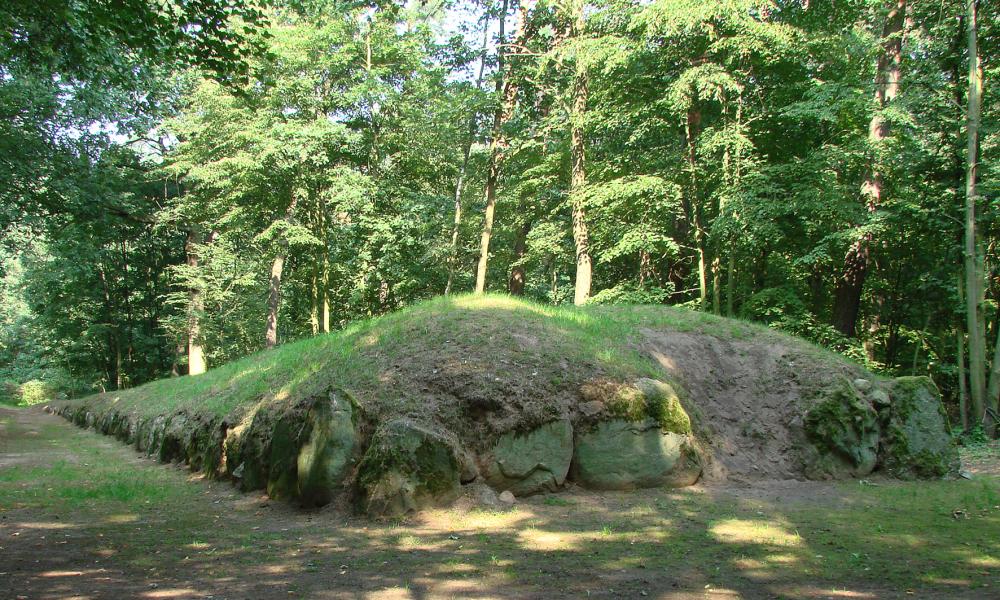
[50,294,958,516]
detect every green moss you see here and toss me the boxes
[887,376,935,421]
[606,386,647,422]
[413,437,459,496]
[605,379,692,434]
[804,381,878,470]
[880,377,959,479]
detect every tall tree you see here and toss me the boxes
[475,0,520,293]
[965,0,988,430]
[568,0,592,306]
[832,0,907,336]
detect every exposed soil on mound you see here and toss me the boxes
[640,329,865,483]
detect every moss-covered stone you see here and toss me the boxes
[267,411,304,501]
[878,376,959,479]
[357,419,461,518]
[802,380,879,479]
[571,419,701,490]
[296,391,357,506]
[483,419,573,496]
[227,407,276,492]
[604,378,692,434]
[158,413,190,463]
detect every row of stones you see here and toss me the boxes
[50,379,704,518]
[361,415,703,517]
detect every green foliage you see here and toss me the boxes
[0,0,997,438]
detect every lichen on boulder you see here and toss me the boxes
[878,376,959,479]
[483,419,573,496]
[802,380,879,479]
[357,419,462,518]
[572,419,702,490]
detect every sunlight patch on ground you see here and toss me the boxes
[769,586,879,599]
[516,527,581,551]
[710,519,802,547]
[104,513,138,524]
[259,564,292,575]
[922,576,971,586]
[13,520,74,530]
[421,506,530,530]
[734,552,799,571]
[698,588,742,598]
[966,555,1000,568]
[366,587,413,599]
[39,570,86,577]
[142,588,201,598]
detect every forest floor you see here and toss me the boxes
[1,406,998,600]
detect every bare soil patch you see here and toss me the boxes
[640,329,864,482]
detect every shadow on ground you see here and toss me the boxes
[1,407,998,600]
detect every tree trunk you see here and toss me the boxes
[265,252,286,349]
[726,252,735,317]
[446,22,491,296]
[310,265,319,336]
[185,229,208,375]
[958,327,970,431]
[964,0,987,430]
[832,0,905,336]
[570,15,592,306]
[322,250,330,333]
[684,106,706,308]
[265,194,299,349]
[508,220,532,295]
[474,0,518,294]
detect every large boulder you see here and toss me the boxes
[483,419,573,496]
[878,377,960,478]
[801,380,879,479]
[357,419,462,518]
[265,392,359,505]
[267,410,304,501]
[296,391,357,506]
[572,419,701,489]
[572,378,701,490]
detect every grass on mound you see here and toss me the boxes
[67,294,854,421]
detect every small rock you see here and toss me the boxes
[869,389,891,407]
[579,400,604,417]
[853,378,872,392]
[499,490,516,504]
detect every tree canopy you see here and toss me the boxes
[0,0,996,434]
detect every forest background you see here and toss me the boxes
[0,0,996,434]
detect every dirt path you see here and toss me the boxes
[2,407,998,600]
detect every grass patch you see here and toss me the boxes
[3,408,999,598]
